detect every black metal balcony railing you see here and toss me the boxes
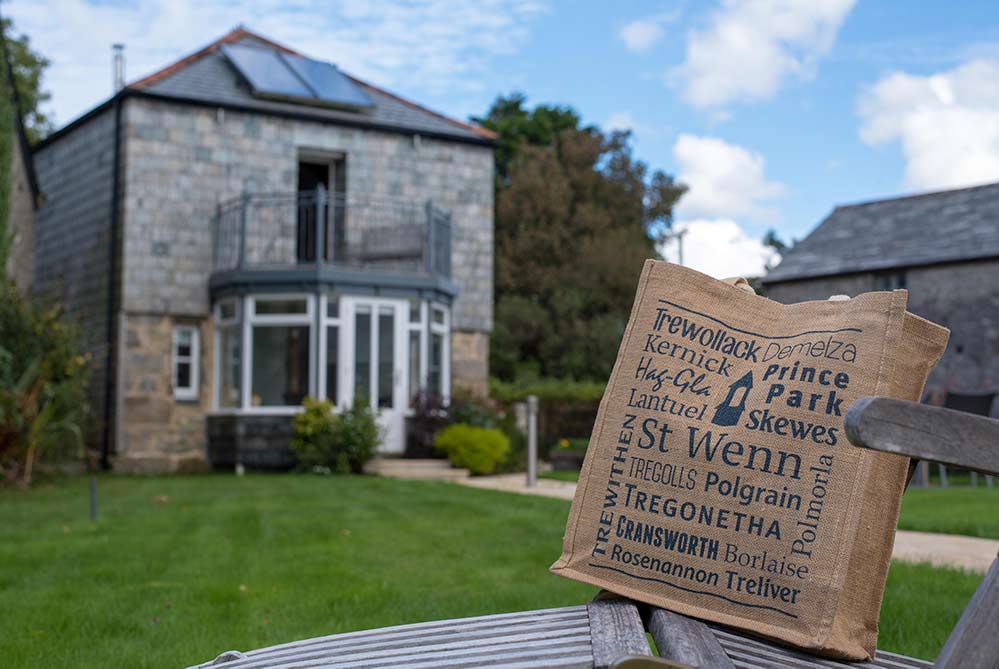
[212,187,452,278]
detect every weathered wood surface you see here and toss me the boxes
[587,596,652,668]
[705,621,932,668]
[647,608,734,669]
[845,397,999,475]
[189,604,618,668]
[934,557,999,669]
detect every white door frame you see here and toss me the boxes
[336,295,409,453]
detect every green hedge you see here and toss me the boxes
[488,377,605,402]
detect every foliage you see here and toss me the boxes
[449,394,499,428]
[0,18,52,144]
[405,391,450,458]
[291,396,380,474]
[434,423,510,475]
[552,437,589,453]
[477,93,686,382]
[489,376,605,402]
[0,280,91,485]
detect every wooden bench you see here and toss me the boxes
[189,398,998,669]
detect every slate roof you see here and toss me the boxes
[41,27,494,149]
[763,181,999,284]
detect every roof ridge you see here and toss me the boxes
[129,26,299,91]
[834,180,999,210]
[127,26,496,141]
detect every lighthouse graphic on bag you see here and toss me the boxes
[711,370,753,426]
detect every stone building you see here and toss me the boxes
[763,182,999,415]
[22,28,496,472]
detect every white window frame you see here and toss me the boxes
[405,299,428,413]
[318,293,343,409]
[212,298,242,411]
[429,303,451,403]
[244,293,316,414]
[172,324,200,401]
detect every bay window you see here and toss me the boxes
[247,296,314,409]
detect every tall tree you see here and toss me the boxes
[477,94,686,382]
[0,16,52,144]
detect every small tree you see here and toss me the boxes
[0,280,91,485]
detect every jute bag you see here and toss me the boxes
[551,260,949,660]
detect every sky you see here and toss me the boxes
[7,0,999,278]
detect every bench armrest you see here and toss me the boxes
[845,397,999,476]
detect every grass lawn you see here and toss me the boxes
[540,469,583,482]
[0,475,985,667]
[897,486,999,539]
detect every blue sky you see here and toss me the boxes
[9,0,999,277]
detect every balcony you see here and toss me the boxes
[210,187,454,296]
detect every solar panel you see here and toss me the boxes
[220,43,373,111]
[280,53,373,109]
[220,44,312,99]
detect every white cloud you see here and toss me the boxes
[858,58,999,191]
[661,219,779,279]
[5,0,548,126]
[672,133,785,221]
[618,11,679,53]
[671,0,855,109]
[603,111,664,139]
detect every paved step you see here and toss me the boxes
[365,458,470,481]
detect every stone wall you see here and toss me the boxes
[115,312,211,472]
[120,97,494,331]
[451,331,489,398]
[4,129,34,293]
[33,107,119,448]
[764,259,999,410]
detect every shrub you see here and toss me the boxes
[0,281,91,486]
[434,424,510,476]
[292,396,380,474]
[488,377,605,403]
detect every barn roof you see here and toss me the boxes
[764,181,999,284]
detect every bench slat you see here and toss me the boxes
[588,596,652,668]
[845,397,999,475]
[934,557,999,669]
[191,605,596,669]
[648,607,735,669]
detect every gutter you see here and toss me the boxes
[34,88,498,153]
[100,96,123,470]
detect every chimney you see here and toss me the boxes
[112,44,125,93]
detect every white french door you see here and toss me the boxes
[336,296,409,453]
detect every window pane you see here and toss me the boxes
[354,307,371,402]
[408,330,421,407]
[430,333,443,397]
[327,295,339,319]
[378,307,394,408]
[252,325,310,406]
[176,361,191,389]
[326,325,338,404]
[219,326,241,408]
[409,299,421,323]
[432,306,445,325]
[255,298,308,315]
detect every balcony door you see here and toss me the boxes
[297,157,347,264]
[338,296,408,453]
